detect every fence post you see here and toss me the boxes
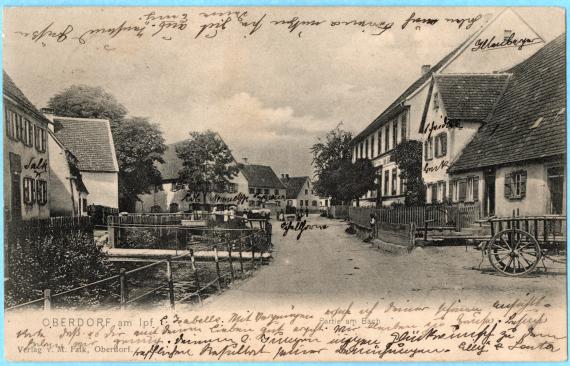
[250,237,256,269]
[166,258,175,309]
[43,289,51,311]
[213,246,222,293]
[190,249,200,289]
[120,268,128,309]
[239,239,244,275]
[227,241,235,281]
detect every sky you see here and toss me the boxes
[3,7,565,177]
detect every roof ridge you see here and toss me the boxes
[54,116,110,122]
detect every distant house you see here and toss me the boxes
[3,72,51,221]
[447,34,566,217]
[280,175,321,212]
[238,163,287,208]
[47,129,89,217]
[46,113,119,209]
[135,141,284,213]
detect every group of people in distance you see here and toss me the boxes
[278,207,310,221]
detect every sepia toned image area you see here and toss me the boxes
[2,6,567,362]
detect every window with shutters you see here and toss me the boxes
[431,184,438,203]
[370,135,375,157]
[425,137,433,161]
[400,111,407,142]
[385,125,390,151]
[23,177,35,205]
[34,126,47,153]
[434,133,447,158]
[392,120,398,148]
[391,168,397,196]
[377,130,382,154]
[438,181,446,201]
[450,180,457,201]
[458,180,467,202]
[466,176,479,202]
[505,170,527,199]
[36,180,48,205]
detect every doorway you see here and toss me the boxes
[547,166,564,214]
[483,169,495,217]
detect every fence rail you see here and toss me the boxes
[6,226,271,311]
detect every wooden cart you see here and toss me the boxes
[479,215,566,276]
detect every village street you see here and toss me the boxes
[205,215,566,311]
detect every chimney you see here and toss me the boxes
[242,157,248,164]
[285,174,289,180]
[281,174,285,179]
[41,108,55,132]
[421,65,431,76]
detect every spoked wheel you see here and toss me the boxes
[487,229,541,276]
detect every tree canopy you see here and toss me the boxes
[47,85,128,125]
[47,85,166,211]
[393,140,426,205]
[176,131,239,206]
[311,126,376,205]
[113,117,166,211]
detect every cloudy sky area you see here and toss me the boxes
[3,7,564,176]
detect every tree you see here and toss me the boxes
[337,158,377,206]
[175,131,239,208]
[311,125,353,204]
[393,140,426,205]
[113,117,166,212]
[47,85,128,126]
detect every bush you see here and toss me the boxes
[6,231,114,308]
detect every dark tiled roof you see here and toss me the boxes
[351,33,478,145]
[3,71,51,126]
[238,164,285,189]
[435,74,511,121]
[157,142,185,181]
[54,117,119,173]
[280,176,309,199]
[450,33,566,173]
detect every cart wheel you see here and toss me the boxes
[487,228,541,276]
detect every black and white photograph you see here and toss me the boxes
[2,6,567,361]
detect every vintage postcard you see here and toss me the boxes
[2,6,567,361]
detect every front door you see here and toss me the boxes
[547,166,565,214]
[483,169,496,217]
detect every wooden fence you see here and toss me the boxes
[87,205,119,227]
[346,202,481,231]
[329,205,349,219]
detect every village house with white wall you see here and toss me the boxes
[3,72,51,222]
[46,113,119,209]
[349,8,554,212]
[279,175,322,212]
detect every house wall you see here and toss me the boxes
[422,85,482,194]
[494,162,562,217]
[442,9,547,74]
[3,98,50,221]
[289,179,321,211]
[48,134,76,216]
[82,171,118,209]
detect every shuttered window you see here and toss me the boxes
[377,130,382,154]
[505,170,527,199]
[458,180,467,202]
